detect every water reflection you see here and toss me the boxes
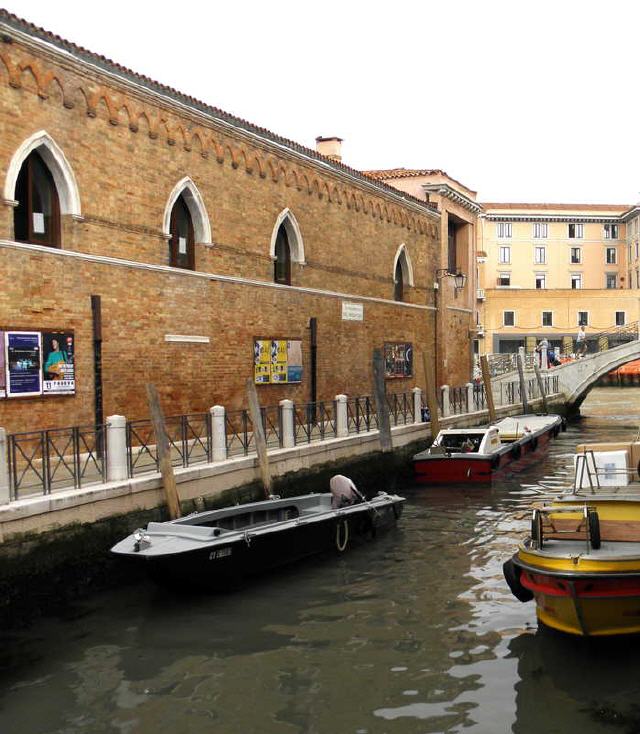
[3,388,640,733]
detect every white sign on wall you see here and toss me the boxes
[341,302,364,321]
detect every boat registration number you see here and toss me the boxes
[209,547,232,561]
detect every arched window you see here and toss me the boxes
[274,224,291,285]
[14,150,61,247]
[393,244,414,302]
[394,259,404,301]
[169,195,195,270]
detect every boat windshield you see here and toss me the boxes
[437,434,484,453]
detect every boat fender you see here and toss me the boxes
[503,559,534,603]
[588,509,601,550]
[336,519,349,552]
[511,444,521,459]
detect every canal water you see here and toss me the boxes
[2,387,640,734]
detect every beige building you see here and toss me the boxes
[364,169,482,384]
[478,203,639,353]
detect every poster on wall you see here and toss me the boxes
[384,342,413,379]
[42,331,75,394]
[0,331,5,398]
[254,338,303,384]
[6,331,42,397]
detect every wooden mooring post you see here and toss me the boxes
[372,348,392,452]
[533,362,549,414]
[516,352,530,415]
[246,378,272,498]
[146,383,181,520]
[421,352,440,439]
[479,355,497,424]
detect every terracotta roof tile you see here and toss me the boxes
[0,10,439,215]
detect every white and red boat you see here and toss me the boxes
[413,413,564,484]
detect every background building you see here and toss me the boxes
[478,203,638,353]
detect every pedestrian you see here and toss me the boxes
[576,325,587,357]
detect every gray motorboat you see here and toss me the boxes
[111,476,405,588]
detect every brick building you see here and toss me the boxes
[0,11,446,434]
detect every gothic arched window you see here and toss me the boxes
[274,224,291,285]
[394,259,404,301]
[169,195,195,270]
[14,150,61,247]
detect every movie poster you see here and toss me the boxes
[6,331,42,397]
[384,342,413,378]
[42,331,75,394]
[0,331,5,398]
[254,338,303,384]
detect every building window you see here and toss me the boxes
[14,150,61,247]
[496,222,512,238]
[606,273,617,289]
[533,223,548,238]
[535,273,546,289]
[571,273,582,289]
[570,247,581,264]
[568,223,584,239]
[604,224,619,239]
[498,272,511,286]
[636,242,639,259]
[578,311,589,326]
[534,246,546,264]
[542,311,553,327]
[606,247,617,264]
[274,224,291,285]
[499,246,510,263]
[503,311,515,327]
[616,311,626,326]
[168,195,195,269]
[394,259,404,301]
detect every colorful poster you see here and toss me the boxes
[286,340,303,383]
[384,342,413,379]
[0,331,5,398]
[254,339,271,384]
[42,331,75,394]
[254,338,303,384]
[6,331,42,397]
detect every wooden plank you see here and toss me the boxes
[533,362,549,414]
[516,353,530,415]
[372,348,392,452]
[246,378,271,498]
[145,383,181,520]
[421,351,440,439]
[479,355,497,424]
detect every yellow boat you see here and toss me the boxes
[504,440,640,636]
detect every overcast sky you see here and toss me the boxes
[5,0,639,204]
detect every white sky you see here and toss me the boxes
[5,0,639,204]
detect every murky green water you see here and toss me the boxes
[3,387,640,734]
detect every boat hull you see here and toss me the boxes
[511,551,640,636]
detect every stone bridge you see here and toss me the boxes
[489,328,640,411]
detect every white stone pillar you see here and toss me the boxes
[335,394,348,437]
[280,399,295,448]
[106,415,128,482]
[412,387,423,424]
[0,428,10,504]
[441,385,451,417]
[541,345,548,370]
[466,382,474,413]
[210,405,227,462]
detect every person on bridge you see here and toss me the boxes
[576,325,587,357]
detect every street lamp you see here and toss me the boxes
[435,268,467,292]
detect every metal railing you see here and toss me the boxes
[346,396,378,434]
[7,424,106,499]
[293,400,337,444]
[449,386,468,415]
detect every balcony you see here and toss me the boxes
[476,288,485,300]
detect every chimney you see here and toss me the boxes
[315,136,343,162]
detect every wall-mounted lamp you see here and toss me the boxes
[435,268,467,291]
